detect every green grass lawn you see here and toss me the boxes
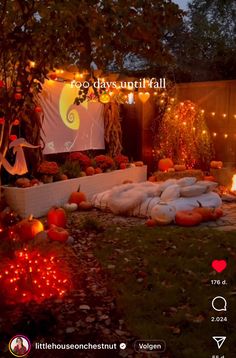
[94,225,236,358]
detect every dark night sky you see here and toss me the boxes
[173,0,189,10]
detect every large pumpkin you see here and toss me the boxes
[175,210,202,227]
[68,187,87,205]
[151,203,176,225]
[47,207,67,228]
[47,225,69,243]
[158,158,174,172]
[17,216,44,241]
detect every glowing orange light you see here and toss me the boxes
[224,134,228,138]
[231,175,236,191]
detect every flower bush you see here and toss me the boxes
[37,161,59,175]
[94,155,115,170]
[114,154,129,167]
[68,152,91,169]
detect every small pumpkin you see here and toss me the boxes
[47,225,69,243]
[68,186,87,205]
[204,175,216,182]
[94,167,103,174]
[145,218,157,227]
[193,201,217,222]
[148,176,156,182]
[17,215,44,241]
[86,166,95,176]
[63,203,78,212]
[60,174,68,180]
[15,177,31,188]
[151,203,176,225]
[174,164,186,171]
[78,201,93,210]
[134,161,144,167]
[158,158,174,172]
[80,171,87,177]
[210,161,223,169]
[175,210,202,227]
[47,207,67,228]
[30,178,40,186]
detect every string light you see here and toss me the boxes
[223,113,227,118]
[224,134,228,138]
[211,112,215,116]
[202,130,206,134]
[201,109,205,114]
[0,248,70,304]
[213,132,217,137]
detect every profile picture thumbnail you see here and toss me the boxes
[9,335,31,357]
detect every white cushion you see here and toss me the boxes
[196,181,218,192]
[160,184,181,202]
[180,185,206,197]
[177,177,197,187]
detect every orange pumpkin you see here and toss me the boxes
[78,201,93,210]
[174,164,186,171]
[175,210,202,227]
[204,176,216,182]
[68,187,87,205]
[86,166,95,176]
[193,207,214,222]
[47,207,67,228]
[158,158,174,172]
[47,225,69,243]
[145,218,157,227]
[15,177,31,188]
[17,216,44,241]
[148,176,156,182]
[94,167,103,174]
[210,161,223,169]
[60,174,68,180]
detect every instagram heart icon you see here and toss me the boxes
[212,260,227,273]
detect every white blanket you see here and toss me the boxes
[91,179,222,218]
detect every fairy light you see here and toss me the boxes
[224,134,228,138]
[234,114,236,119]
[154,92,157,96]
[160,99,164,104]
[0,249,70,304]
[201,109,205,114]
[223,113,227,118]
[202,130,206,134]
[29,61,35,68]
[211,112,215,116]
[213,132,217,137]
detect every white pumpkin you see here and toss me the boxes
[151,203,176,225]
[177,177,197,187]
[63,203,78,212]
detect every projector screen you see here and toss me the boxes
[39,80,105,154]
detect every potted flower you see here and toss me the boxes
[94,155,115,171]
[37,161,59,183]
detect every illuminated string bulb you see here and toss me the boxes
[29,61,35,68]
[180,102,184,106]
[75,73,80,79]
[213,132,217,137]
[223,113,227,118]
[202,130,206,134]
[193,127,196,131]
[167,107,171,112]
[234,114,236,119]
[170,98,175,102]
[183,121,187,125]
[224,134,228,138]
[154,92,157,96]
[109,91,114,96]
[160,99,164,104]
[191,106,194,110]
[201,109,205,114]
[211,112,215,116]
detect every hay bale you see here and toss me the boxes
[153,170,204,182]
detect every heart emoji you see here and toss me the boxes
[138,92,150,104]
[212,260,227,273]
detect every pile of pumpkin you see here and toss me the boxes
[146,202,223,227]
[6,187,92,243]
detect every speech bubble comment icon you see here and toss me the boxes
[211,296,227,312]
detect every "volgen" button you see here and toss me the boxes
[134,340,166,353]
